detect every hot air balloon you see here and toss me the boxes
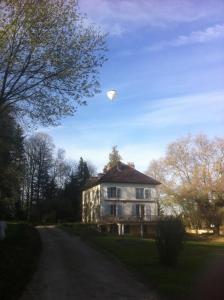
[106,90,117,101]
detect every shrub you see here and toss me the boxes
[0,223,41,300]
[155,217,185,266]
[60,223,102,239]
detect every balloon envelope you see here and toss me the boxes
[107,90,117,101]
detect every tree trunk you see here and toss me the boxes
[213,224,220,236]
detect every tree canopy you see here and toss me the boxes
[147,134,224,234]
[0,112,24,218]
[0,0,107,125]
[104,145,122,171]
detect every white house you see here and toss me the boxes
[82,162,161,236]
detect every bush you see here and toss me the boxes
[155,217,185,266]
[60,223,102,239]
[0,223,41,300]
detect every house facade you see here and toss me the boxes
[82,162,161,236]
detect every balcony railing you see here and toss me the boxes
[99,214,159,223]
[103,196,156,202]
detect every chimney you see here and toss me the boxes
[97,173,104,178]
[127,162,135,168]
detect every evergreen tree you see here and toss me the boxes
[42,178,59,222]
[60,174,81,221]
[77,157,90,187]
[57,158,91,222]
[104,146,122,172]
[0,113,24,218]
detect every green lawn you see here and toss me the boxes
[61,223,224,299]
[0,223,41,300]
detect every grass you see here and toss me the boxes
[0,223,41,300]
[61,223,224,300]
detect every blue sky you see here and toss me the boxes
[38,0,224,172]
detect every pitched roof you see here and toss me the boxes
[83,162,160,190]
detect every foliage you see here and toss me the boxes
[52,149,73,188]
[77,157,90,186]
[0,126,94,223]
[20,136,93,222]
[147,134,224,235]
[57,157,91,222]
[22,132,55,220]
[60,222,102,239]
[104,145,122,171]
[0,223,41,300]
[86,160,97,176]
[0,0,107,126]
[57,174,81,222]
[155,217,186,266]
[0,113,24,218]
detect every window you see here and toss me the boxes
[136,188,144,199]
[136,204,140,216]
[110,204,116,216]
[117,188,121,198]
[124,225,130,234]
[136,204,145,217]
[107,187,121,198]
[145,189,151,199]
[107,187,116,198]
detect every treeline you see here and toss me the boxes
[0,112,94,223]
[0,0,107,223]
[147,134,224,235]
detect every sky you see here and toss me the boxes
[38,0,224,172]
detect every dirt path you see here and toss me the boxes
[21,226,159,300]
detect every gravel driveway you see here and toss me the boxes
[21,226,159,300]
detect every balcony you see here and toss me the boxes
[103,194,157,201]
[99,214,159,223]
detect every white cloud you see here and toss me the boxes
[35,125,64,133]
[79,0,224,35]
[38,91,224,172]
[73,91,224,131]
[52,90,224,136]
[174,24,224,45]
[148,24,224,51]
[138,90,224,128]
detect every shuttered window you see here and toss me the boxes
[136,204,145,217]
[145,189,151,199]
[136,204,140,216]
[136,188,144,199]
[107,187,116,198]
[110,204,116,216]
[107,187,121,198]
[117,188,121,198]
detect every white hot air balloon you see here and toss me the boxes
[106,89,117,101]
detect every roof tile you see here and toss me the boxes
[84,162,160,190]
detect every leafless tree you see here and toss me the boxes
[22,132,54,218]
[147,134,224,234]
